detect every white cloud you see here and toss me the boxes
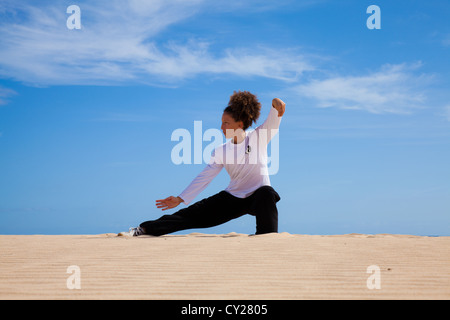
[0,86,17,105]
[293,63,433,114]
[139,42,312,82]
[0,0,313,86]
[0,1,440,118]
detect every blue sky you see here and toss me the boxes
[0,0,449,235]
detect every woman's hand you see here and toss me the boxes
[156,196,184,211]
[272,98,286,117]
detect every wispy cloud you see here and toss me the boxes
[0,0,313,86]
[0,86,17,105]
[0,0,442,119]
[139,43,312,82]
[292,63,433,114]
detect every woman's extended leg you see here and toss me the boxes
[140,191,247,236]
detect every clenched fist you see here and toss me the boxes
[272,98,286,117]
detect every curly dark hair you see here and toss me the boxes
[223,91,261,130]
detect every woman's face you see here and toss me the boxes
[221,112,244,139]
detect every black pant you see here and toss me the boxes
[140,186,281,236]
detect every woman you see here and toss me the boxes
[120,91,285,236]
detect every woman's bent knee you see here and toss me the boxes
[252,186,281,203]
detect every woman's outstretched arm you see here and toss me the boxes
[254,97,285,145]
[155,149,224,211]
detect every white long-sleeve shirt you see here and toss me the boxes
[178,106,282,205]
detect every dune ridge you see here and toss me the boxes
[0,233,449,300]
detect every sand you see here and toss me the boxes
[0,232,449,300]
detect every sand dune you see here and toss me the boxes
[0,233,449,300]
